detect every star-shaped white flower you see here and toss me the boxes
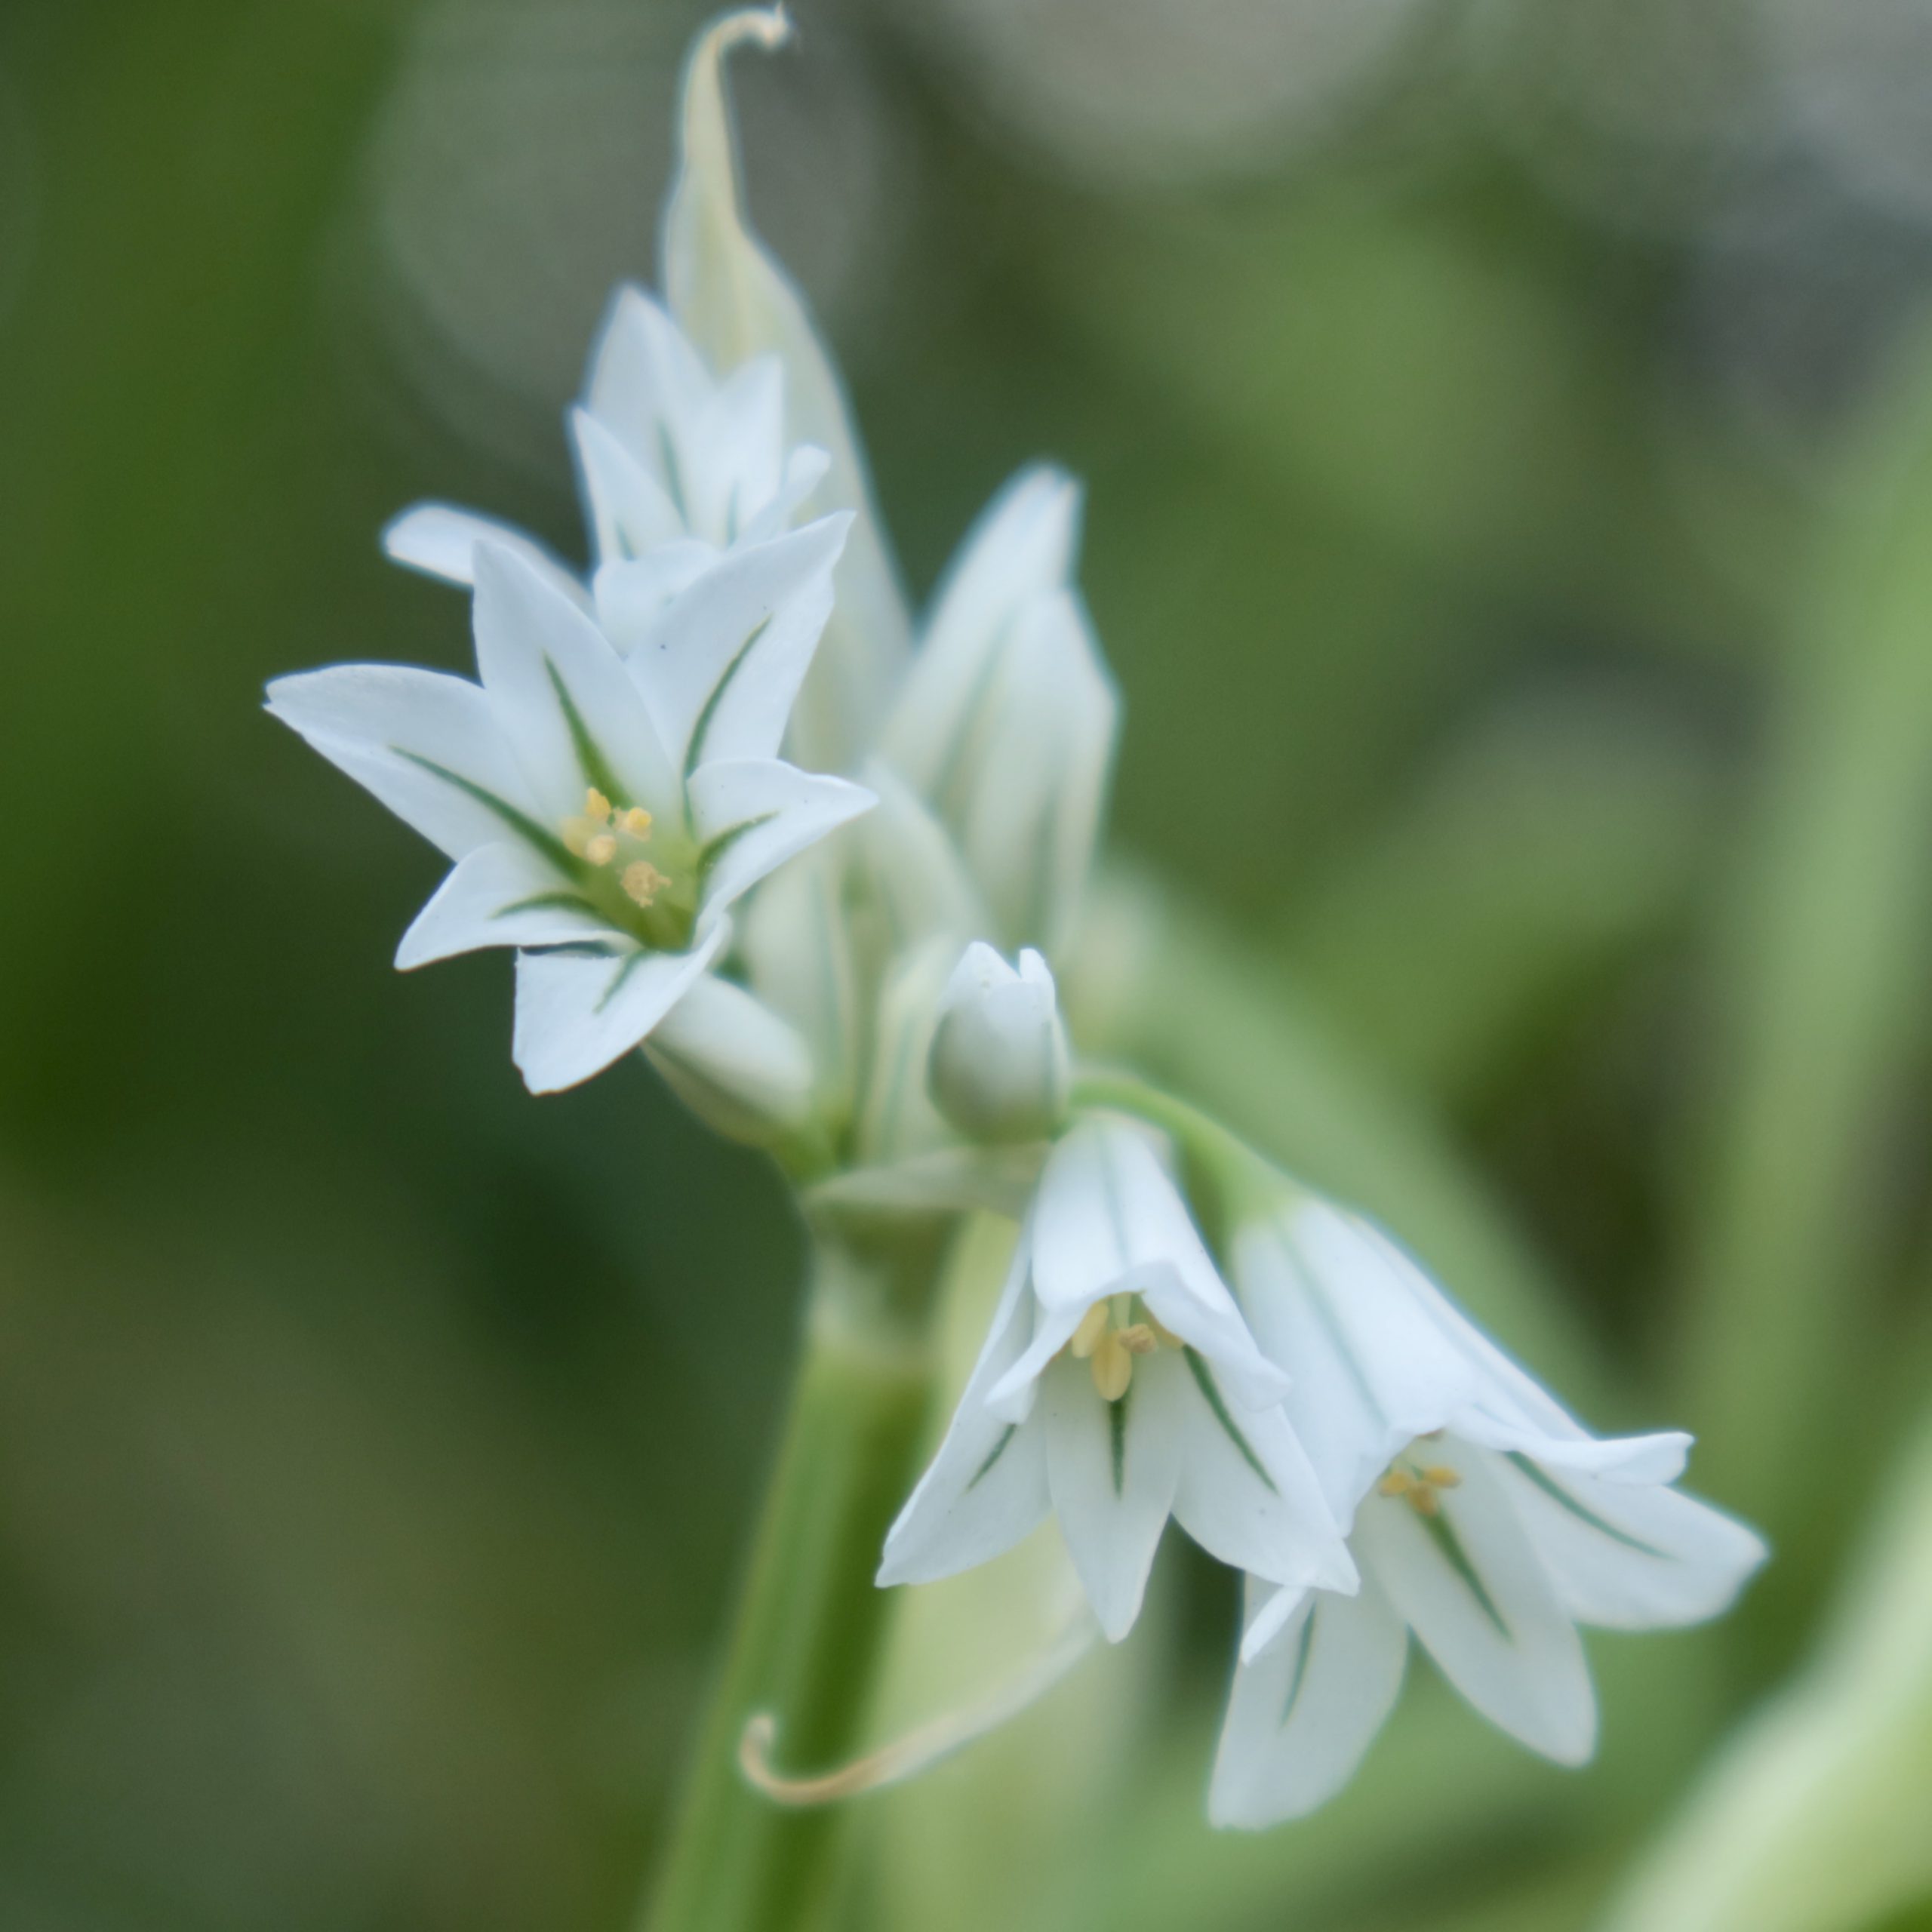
[268,525,873,1093]
[1208,1201,1767,1827]
[878,1116,1356,1641]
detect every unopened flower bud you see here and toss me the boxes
[927,943,1070,1145]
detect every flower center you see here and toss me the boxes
[1066,1294,1183,1403]
[1376,1442,1463,1518]
[559,787,697,949]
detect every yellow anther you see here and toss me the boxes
[585,832,618,867]
[622,860,669,909]
[1378,1469,1416,1499]
[1144,1312,1184,1351]
[584,787,612,825]
[1410,1484,1442,1517]
[620,806,654,838]
[1091,1328,1133,1403]
[1118,1323,1158,1356]
[562,817,594,857]
[1069,1303,1110,1359]
[1420,1466,1462,1490]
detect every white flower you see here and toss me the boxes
[1208,1200,1767,1827]
[878,465,1118,955]
[267,531,874,1094]
[928,943,1071,1146]
[878,1117,1356,1642]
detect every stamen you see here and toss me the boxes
[1378,1469,1416,1498]
[585,832,618,867]
[1410,1484,1442,1517]
[1069,1303,1110,1360]
[1143,1313,1184,1350]
[623,860,669,908]
[562,817,594,857]
[1117,1324,1158,1356]
[620,806,653,838]
[584,786,613,826]
[1091,1328,1132,1402]
[1420,1466,1462,1489]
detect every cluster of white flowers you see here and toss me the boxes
[270,7,1765,1826]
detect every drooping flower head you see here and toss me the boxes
[880,1113,1357,1641]
[1209,1198,1768,1826]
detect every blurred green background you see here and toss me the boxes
[6,1,1932,1927]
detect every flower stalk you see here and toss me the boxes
[639,1232,941,1932]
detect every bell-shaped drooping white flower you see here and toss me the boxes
[878,1117,1356,1642]
[928,943,1071,1146]
[1208,1199,1767,1827]
[878,466,1118,955]
[267,528,873,1094]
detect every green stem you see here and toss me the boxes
[1072,1070,1290,1238]
[639,1231,940,1932]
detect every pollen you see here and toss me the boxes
[564,789,656,875]
[623,860,670,909]
[1380,1454,1462,1518]
[1064,1299,1180,1401]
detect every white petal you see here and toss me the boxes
[688,758,875,928]
[662,9,910,768]
[852,937,958,1169]
[510,924,727,1094]
[955,588,1118,953]
[381,503,590,608]
[881,465,1082,792]
[1210,1578,1409,1828]
[1171,1362,1357,1594]
[266,664,533,861]
[852,761,987,953]
[395,841,607,968]
[878,1239,1051,1586]
[571,409,686,565]
[1041,1349,1185,1642]
[1362,1211,1651,1471]
[1457,1418,1691,1486]
[690,352,784,542]
[642,971,816,1146]
[1236,1207,1482,1524]
[584,283,711,485]
[1359,1444,1596,1764]
[740,443,831,546]
[1495,1458,1768,1632]
[740,841,856,1115]
[472,543,679,823]
[592,542,720,655]
[632,515,850,774]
